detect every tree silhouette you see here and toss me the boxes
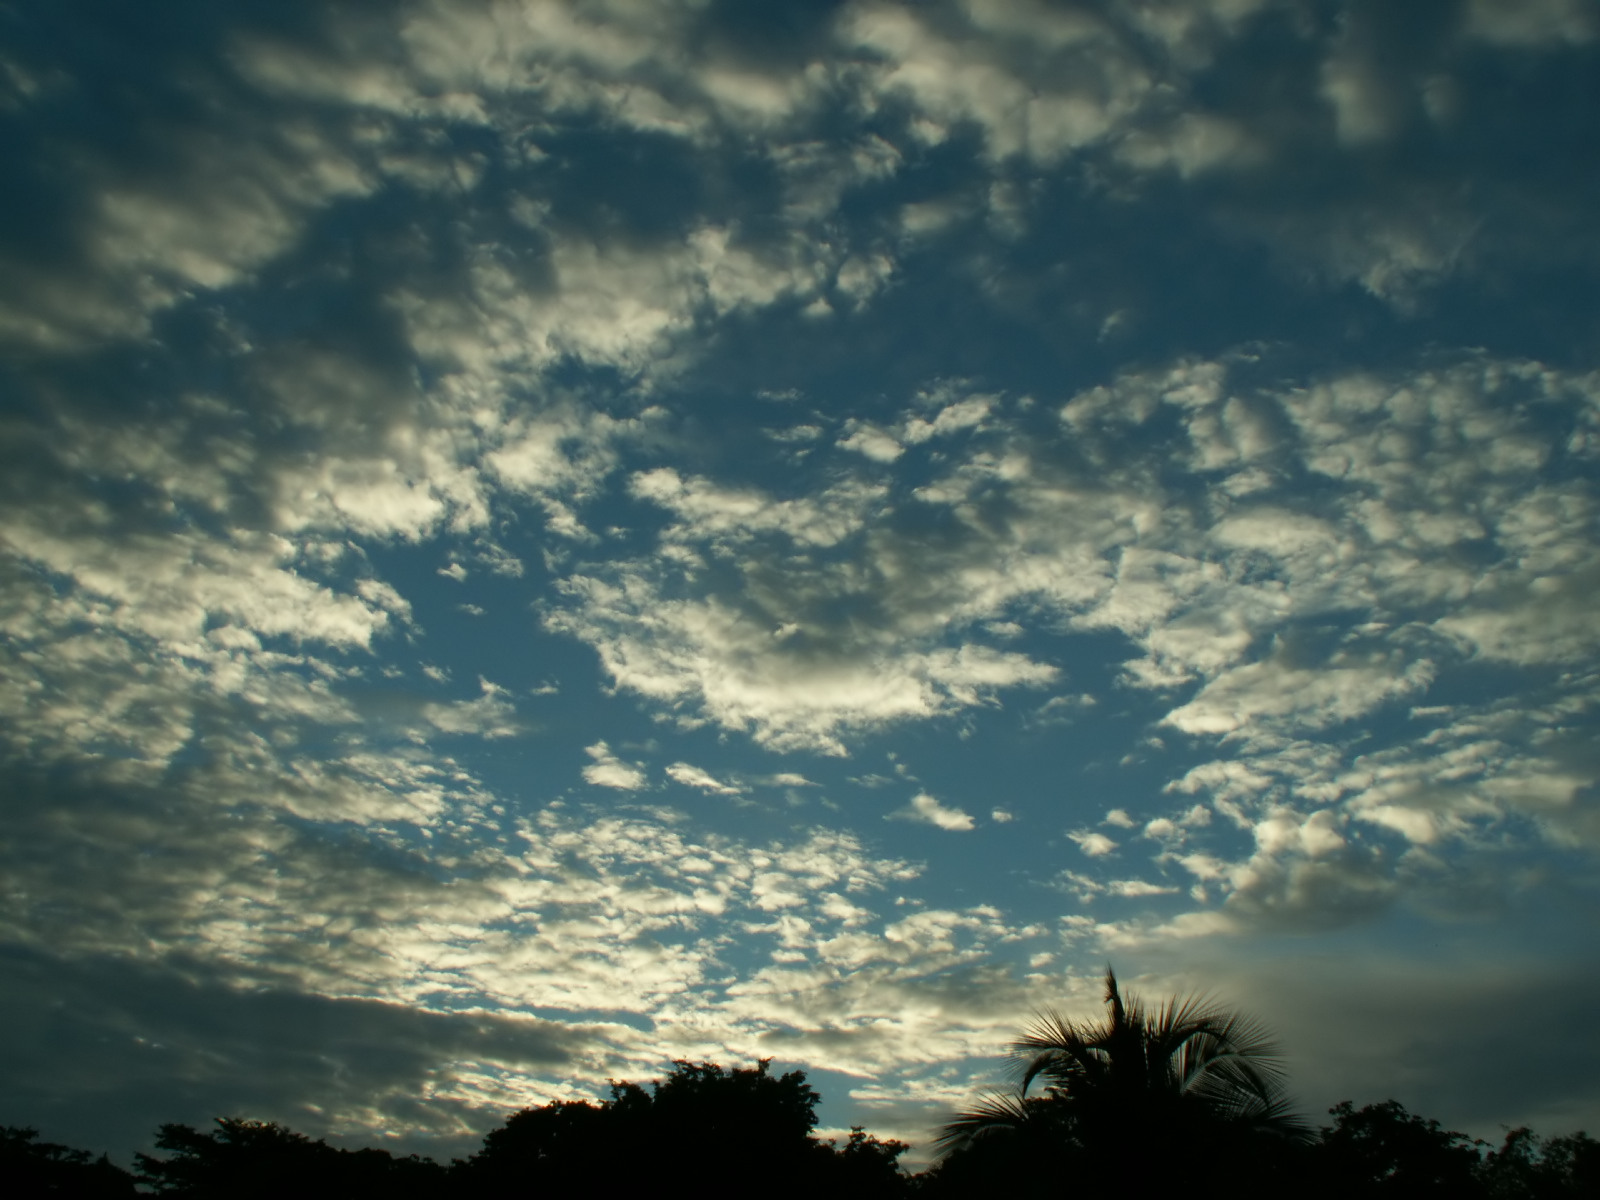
[1,1126,137,1198]
[1306,1100,1483,1198]
[1478,1126,1600,1199]
[930,967,1308,1196]
[464,1059,906,1196]
[135,1117,443,1198]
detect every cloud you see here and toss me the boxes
[631,468,885,549]
[886,792,976,832]
[421,678,522,739]
[547,571,1057,754]
[665,762,745,796]
[1106,879,1179,898]
[1163,648,1437,738]
[1070,831,1118,857]
[539,351,1600,778]
[0,94,378,351]
[4,0,1599,1161]
[1461,0,1596,47]
[0,944,586,1160]
[0,780,991,1155]
[0,704,966,1142]
[1196,950,1600,1139]
[836,420,904,463]
[899,392,995,443]
[839,0,1155,167]
[1116,112,1259,177]
[766,773,818,788]
[582,741,648,791]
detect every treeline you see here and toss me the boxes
[3,1060,1596,1199]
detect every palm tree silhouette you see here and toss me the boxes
[934,968,1308,1194]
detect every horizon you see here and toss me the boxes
[2,0,1597,1167]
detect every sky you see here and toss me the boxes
[2,0,1599,1167]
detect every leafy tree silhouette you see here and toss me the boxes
[6,1061,1598,1198]
[1306,1100,1483,1198]
[464,1059,906,1196]
[928,967,1308,1197]
[135,1117,444,1198]
[1478,1126,1600,1199]
[1,1126,137,1198]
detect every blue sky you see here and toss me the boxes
[3,0,1599,1165]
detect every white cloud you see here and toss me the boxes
[1461,0,1596,46]
[0,114,376,351]
[887,792,976,832]
[900,393,996,444]
[547,573,1057,754]
[840,1,1153,167]
[836,420,904,463]
[1164,650,1437,738]
[1117,112,1259,176]
[1320,37,1398,146]
[631,468,885,549]
[1,516,401,655]
[665,762,744,796]
[421,678,521,740]
[542,354,1600,771]
[581,741,648,791]
[1106,879,1179,898]
[767,772,818,788]
[1070,830,1117,857]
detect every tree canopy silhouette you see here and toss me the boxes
[463,1059,907,1197]
[1304,1101,1600,1199]
[2,1048,1597,1198]
[134,1117,444,1199]
[1,1126,137,1199]
[1478,1125,1600,1199]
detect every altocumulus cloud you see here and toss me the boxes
[887,792,977,832]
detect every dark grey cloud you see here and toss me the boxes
[0,942,585,1163]
[1227,949,1600,1138]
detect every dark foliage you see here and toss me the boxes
[925,968,1309,1198]
[5,1051,1595,1199]
[0,1126,137,1198]
[1305,1100,1484,1198]
[462,1059,908,1198]
[1478,1126,1600,1199]
[134,1117,445,1199]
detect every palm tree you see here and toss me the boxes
[933,968,1308,1194]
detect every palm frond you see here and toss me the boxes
[933,1090,1038,1158]
[1011,1008,1107,1097]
